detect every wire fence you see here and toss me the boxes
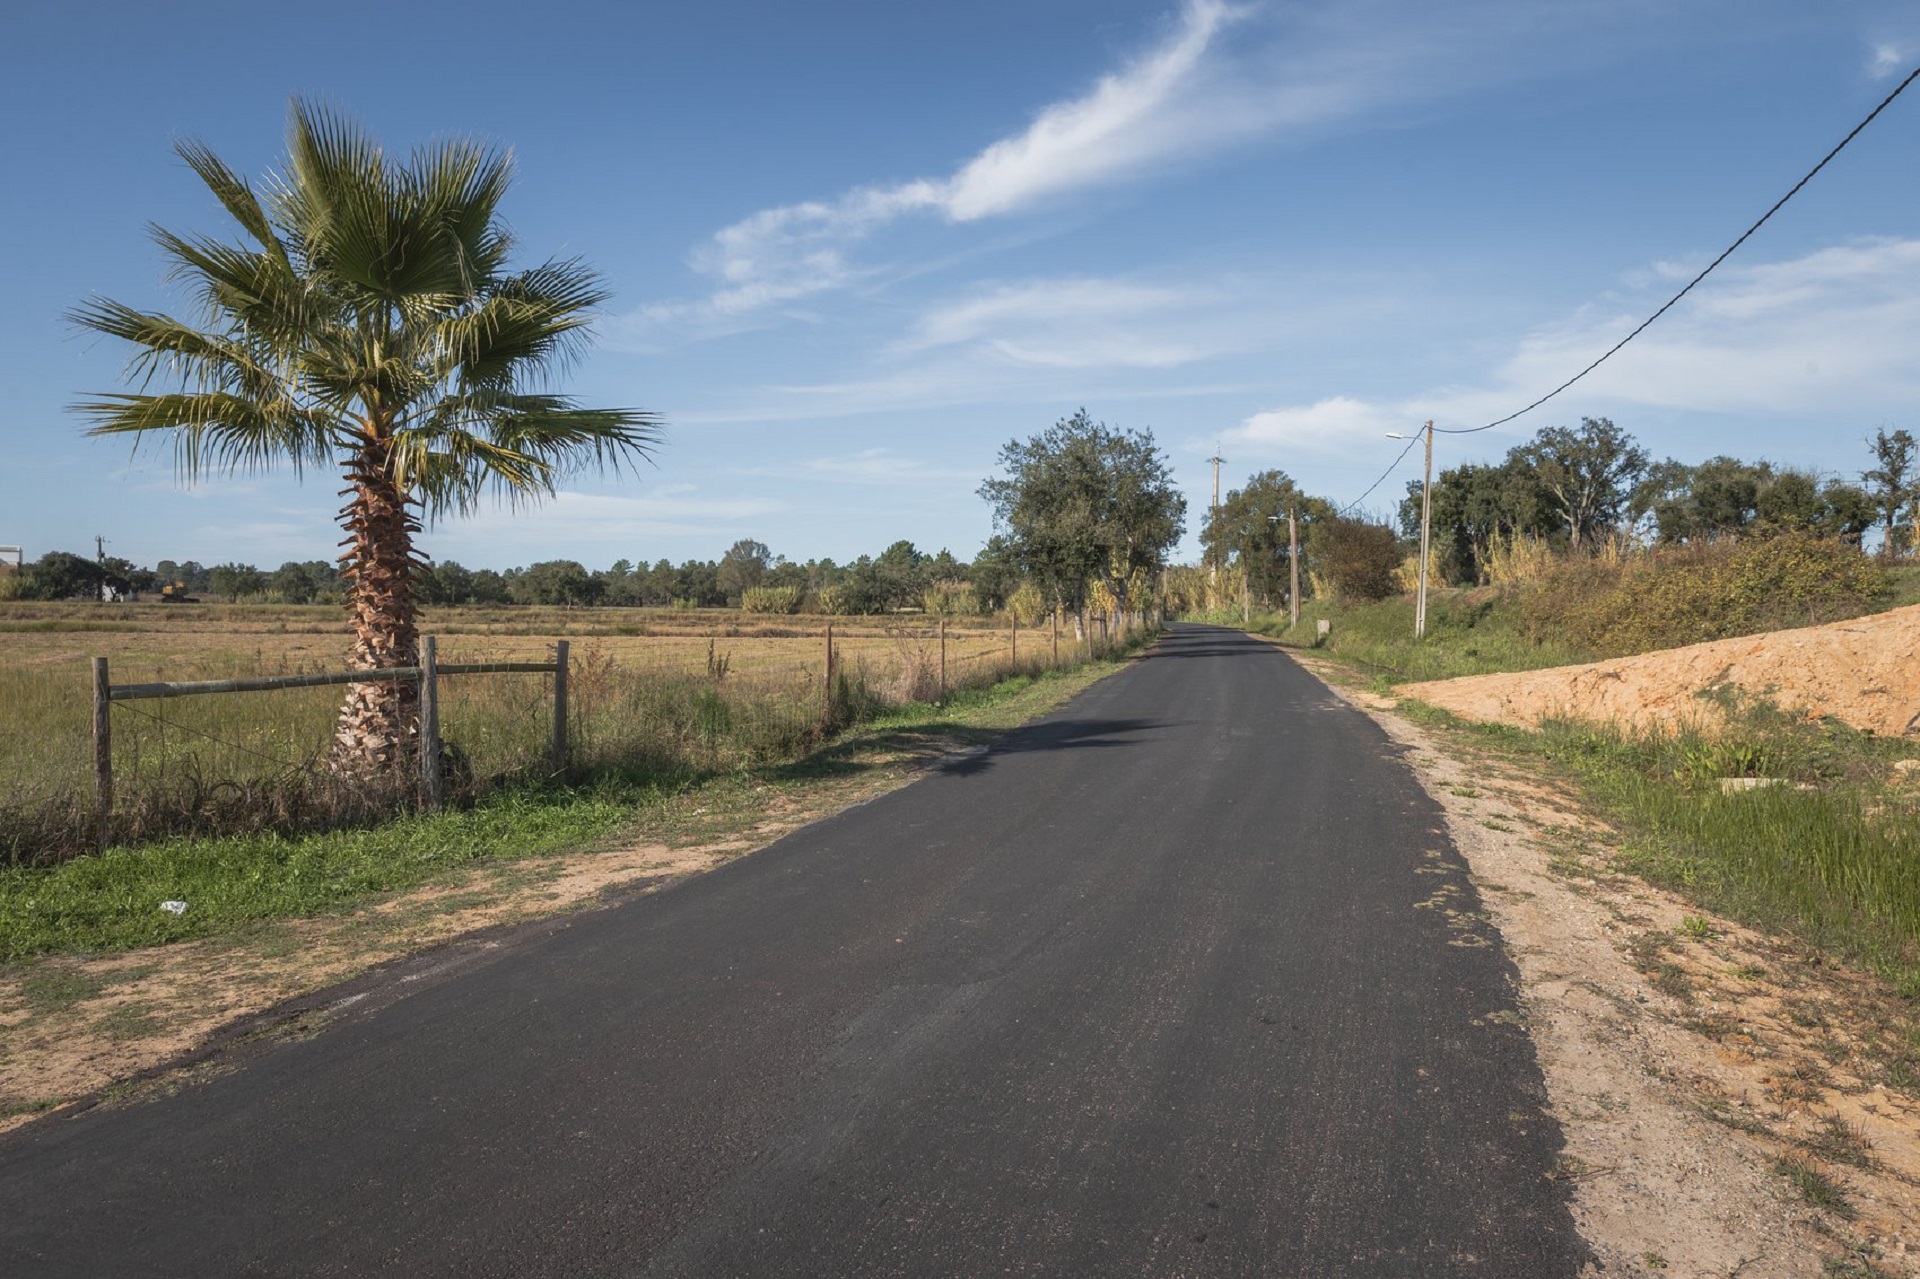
[1,611,1151,864]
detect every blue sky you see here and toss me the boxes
[5,0,1920,570]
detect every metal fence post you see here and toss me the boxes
[420,636,442,809]
[551,639,570,766]
[1051,610,1059,667]
[939,619,947,699]
[92,657,112,847]
[1010,613,1017,671]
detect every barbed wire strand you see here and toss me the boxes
[114,697,310,771]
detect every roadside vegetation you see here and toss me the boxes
[0,646,1150,963]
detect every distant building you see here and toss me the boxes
[0,546,22,576]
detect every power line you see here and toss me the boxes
[1337,434,1422,514]
[1433,62,1920,436]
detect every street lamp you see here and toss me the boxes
[1385,421,1435,640]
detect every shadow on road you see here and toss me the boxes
[1140,643,1270,660]
[938,716,1164,776]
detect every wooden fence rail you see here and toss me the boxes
[90,638,569,841]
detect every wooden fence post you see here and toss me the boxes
[1051,611,1058,667]
[92,657,112,847]
[939,619,947,699]
[822,623,835,730]
[1011,613,1017,671]
[551,639,570,767]
[420,636,442,810]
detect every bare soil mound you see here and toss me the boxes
[1402,602,1920,736]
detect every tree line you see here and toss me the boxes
[9,408,1193,622]
[1197,420,1919,607]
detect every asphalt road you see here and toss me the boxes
[0,624,1585,1276]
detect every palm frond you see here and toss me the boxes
[174,138,284,259]
[76,391,334,481]
[77,98,662,515]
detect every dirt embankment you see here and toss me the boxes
[1403,603,1920,736]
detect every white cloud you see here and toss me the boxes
[620,0,1681,346]
[1230,396,1412,453]
[902,278,1224,368]
[625,1,1255,339]
[1481,237,1920,417]
[940,0,1244,221]
[1870,42,1907,78]
[780,448,965,487]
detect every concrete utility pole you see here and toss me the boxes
[1387,423,1435,639]
[1289,507,1301,630]
[1207,447,1226,580]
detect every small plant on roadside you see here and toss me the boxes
[1803,1115,1875,1169]
[1678,915,1719,941]
[1771,1155,1857,1220]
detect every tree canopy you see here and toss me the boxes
[979,409,1186,615]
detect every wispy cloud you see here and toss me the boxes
[901,278,1225,368]
[1870,42,1907,78]
[620,1,1259,341]
[616,0,1674,348]
[772,448,967,487]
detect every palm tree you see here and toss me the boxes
[74,101,659,774]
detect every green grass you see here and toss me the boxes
[0,644,1145,963]
[1771,1154,1857,1219]
[1397,698,1920,997]
[1198,589,1593,684]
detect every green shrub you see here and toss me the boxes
[740,585,803,614]
[1317,516,1403,603]
[1522,533,1888,657]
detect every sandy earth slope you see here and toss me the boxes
[1403,603,1920,736]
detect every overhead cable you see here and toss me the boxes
[1434,62,1920,436]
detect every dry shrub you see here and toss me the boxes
[1484,533,1558,588]
[740,585,803,614]
[920,580,978,616]
[1395,552,1445,594]
[1007,581,1048,625]
[1521,532,1889,657]
[885,642,943,703]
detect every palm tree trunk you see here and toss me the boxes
[332,453,422,775]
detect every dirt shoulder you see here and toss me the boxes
[1400,602,1920,738]
[1289,649,1920,1278]
[0,664,1126,1135]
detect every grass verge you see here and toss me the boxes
[1375,693,1920,998]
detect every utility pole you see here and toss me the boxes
[1385,422,1436,640]
[95,534,107,604]
[1289,507,1301,630]
[1417,420,1433,640]
[1207,446,1226,580]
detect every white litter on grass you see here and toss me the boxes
[159,900,188,915]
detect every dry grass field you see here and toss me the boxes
[0,602,1107,861]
